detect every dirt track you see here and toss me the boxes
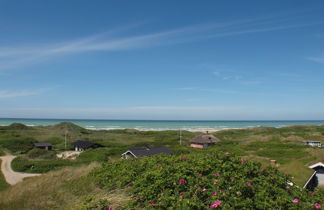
[0,155,41,185]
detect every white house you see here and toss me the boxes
[304,162,324,190]
[304,141,323,147]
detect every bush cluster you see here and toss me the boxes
[0,136,36,154]
[27,148,56,159]
[91,152,324,209]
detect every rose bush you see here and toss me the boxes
[91,152,324,209]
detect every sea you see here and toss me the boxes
[0,118,323,131]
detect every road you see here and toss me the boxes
[0,155,41,185]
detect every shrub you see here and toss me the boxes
[11,157,74,173]
[0,149,4,156]
[0,136,36,153]
[78,148,110,162]
[91,152,324,209]
[27,148,56,159]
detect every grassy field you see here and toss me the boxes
[0,159,10,191]
[0,123,324,186]
[0,123,324,209]
[0,163,121,209]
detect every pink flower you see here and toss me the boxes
[314,203,321,209]
[241,159,246,164]
[210,201,222,208]
[179,179,186,184]
[213,192,218,196]
[107,207,113,210]
[149,202,155,206]
[213,179,219,184]
[214,173,221,177]
[310,191,315,196]
[246,182,253,187]
[260,168,266,172]
[292,198,299,203]
[202,188,207,192]
[236,191,242,196]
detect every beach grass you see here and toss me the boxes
[0,163,115,210]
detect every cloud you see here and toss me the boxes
[308,54,324,63]
[175,87,238,94]
[0,87,58,99]
[0,14,323,70]
[212,71,220,76]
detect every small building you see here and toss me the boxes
[33,142,52,150]
[190,133,220,148]
[122,146,173,159]
[73,140,99,151]
[304,141,322,147]
[304,162,324,190]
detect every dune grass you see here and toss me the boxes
[0,159,10,191]
[0,148,4,156]
[0,162,126,210]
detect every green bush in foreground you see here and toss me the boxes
[91,152,324,209]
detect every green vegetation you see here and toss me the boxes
[0,160,9,191]
[91,152,324,209]
[0,163,114,209]
[0,122,324,209]
[0,148,4,156]
[26,148,57,159]
[0,136,36,154]
[12,156,75,173]
[0,122,323,185]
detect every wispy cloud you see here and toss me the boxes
[212,71,220,76]
[0,87,58,99]
[308,54,324,63]
[175,87,238,94]
[0,13,322,70]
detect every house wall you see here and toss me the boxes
[75,147,84,151]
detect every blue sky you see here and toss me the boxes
[0,0,324,120]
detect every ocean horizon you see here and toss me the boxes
[1,118,324,131]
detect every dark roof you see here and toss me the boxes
[73,140,96,149]
[126,146,173,158]
[33,142,52,147]
[190,134,220,144]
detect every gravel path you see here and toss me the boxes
[0,155,41,185]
